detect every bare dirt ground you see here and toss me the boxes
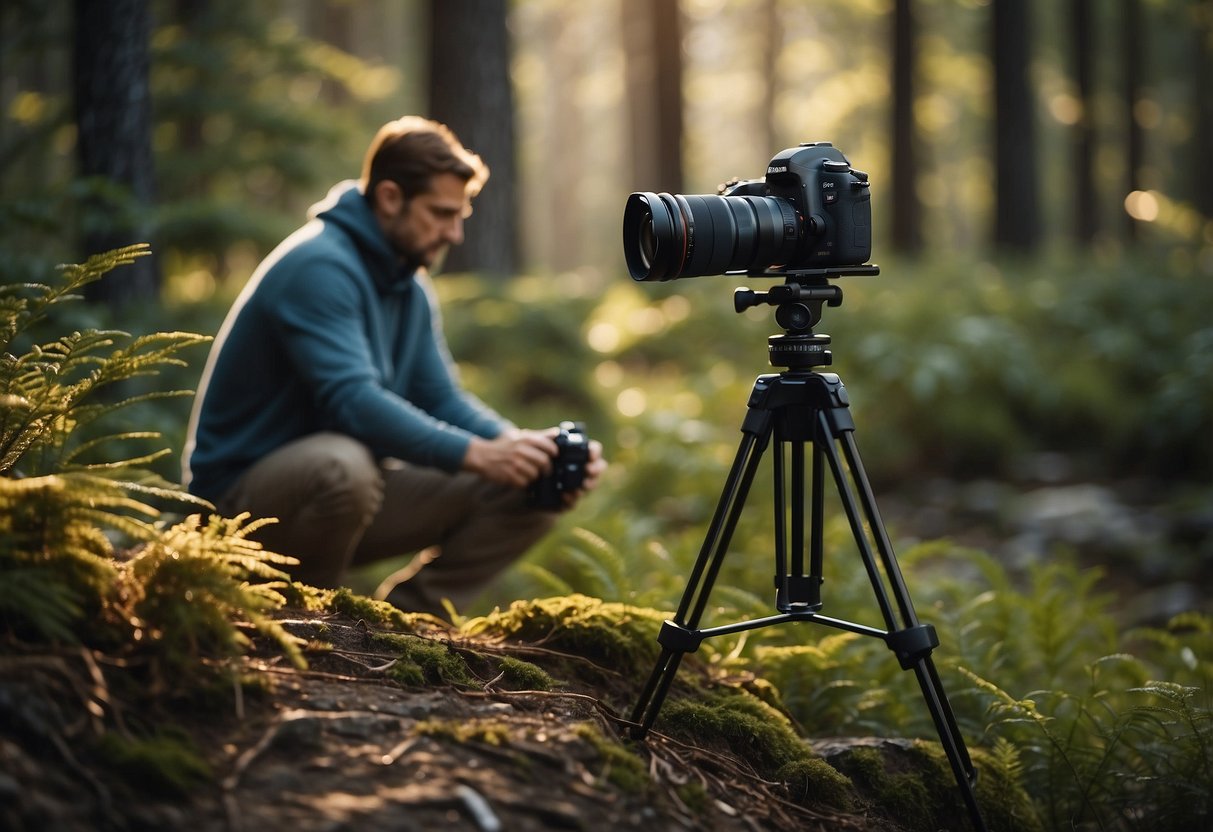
[2,608,899,832]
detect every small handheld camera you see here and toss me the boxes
[526,421,590,510]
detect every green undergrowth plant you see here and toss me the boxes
[0,245,304,685]
[961,612,1213,832]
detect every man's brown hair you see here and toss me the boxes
[361,116,489,203]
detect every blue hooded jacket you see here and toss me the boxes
[183,181,508,501]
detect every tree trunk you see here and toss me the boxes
[890,0,921,253]
[1122,0,1145,241]
[539,6,586,273]
[427,0,518,276]
[991,0,1040,253]
[1070,0,1098,243]
[621,0,684,194]
[73,0,159,304]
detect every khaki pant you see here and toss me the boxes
[216,432,556,619]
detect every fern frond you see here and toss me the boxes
[71,388,196,419]
[517,562,575,596]
[61,431,163,465]
[0,472,66,497]
[61,522,116,559]
[56,244,151,294]
[117,514,309,675]
[119,479,211,509]
[68,507,159,540]
[67,447,173,472]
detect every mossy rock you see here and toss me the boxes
[464,594,666,671]
[658,687,811,776]
[322,586,441,631]
[776,756,858,812]
[496,655,558,691]
[371,632,481,688]
[658,685,864,816]
[818,737,1042,832]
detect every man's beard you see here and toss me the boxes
[404,244,448,273]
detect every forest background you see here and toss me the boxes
[1,1,1212,829]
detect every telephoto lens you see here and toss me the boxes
[622,190,797,281]
[622,142,872,281]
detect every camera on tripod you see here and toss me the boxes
[621,144,988,830]
[622,142,872,281]
[526,421,590,510]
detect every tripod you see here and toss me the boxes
[629,268,987,832]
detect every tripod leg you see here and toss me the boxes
[914,658,984,823]
[839,429,980,790]
[818,414,986,830]
[630,648,684,737]
[630,415,772,738]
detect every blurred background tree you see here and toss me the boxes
[73,0,159,304]
[428,0,518,276]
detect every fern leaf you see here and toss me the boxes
[60,431,162,465]
[0,472,66,497]
[517,562,576,596]
[67,447,172,472]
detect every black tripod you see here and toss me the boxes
[629,268,987,832]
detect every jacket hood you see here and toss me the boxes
[310,180,415,294]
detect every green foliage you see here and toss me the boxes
[0,246,303,688]
[960,614,1213,832]
[824,740,1042,832]
[415,718,512,748]
[327,585,414,629]
[827,254,1213,483]
[0,2,407,284]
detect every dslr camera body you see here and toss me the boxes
[623,142,872,281]
[526,421,590,510]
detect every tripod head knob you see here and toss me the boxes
[732,281,843,315]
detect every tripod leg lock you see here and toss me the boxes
[886,623,939,670]
[657,620,704,654]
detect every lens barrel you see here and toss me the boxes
[623,190,799,281]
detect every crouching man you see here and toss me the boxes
[183,116,605,619]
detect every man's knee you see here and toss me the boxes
[305,433,384,518]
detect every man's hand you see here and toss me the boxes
[462,429,558,488]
